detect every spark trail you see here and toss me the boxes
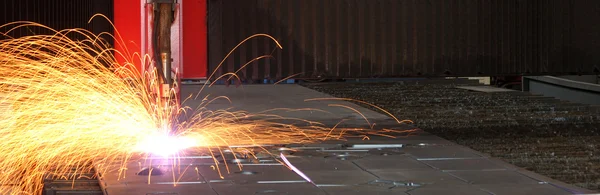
[0,21,412,194]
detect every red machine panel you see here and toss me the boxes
[182,0,207,79]
[113,0,143,74]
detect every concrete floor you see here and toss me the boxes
[101,84,596,195]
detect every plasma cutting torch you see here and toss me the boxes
[150,0,177,106]
[149,0,181,134]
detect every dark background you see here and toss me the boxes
[0,0,114,43]
[208,0,600,80]
[1,0,600,80]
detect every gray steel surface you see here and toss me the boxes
[180,84,394,127]
[524,76,600,105]
[98,134,590,195]
[93,84,593,195]
[42,84,598,194]
[456,86,516,93]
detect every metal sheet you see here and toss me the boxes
[448,170,542,185]
[319,185,409,195]
[211,183,325,195]
[523,76,600,105]
[97,142,587,194]
[96,131,590,194]
[207,0,600,81]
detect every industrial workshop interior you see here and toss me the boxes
[1,0,600,194]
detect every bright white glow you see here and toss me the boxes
[134,133,198,157]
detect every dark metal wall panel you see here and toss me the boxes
[207,0,600,80]
[0,0,114,42]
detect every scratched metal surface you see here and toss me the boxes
[97,128,592,195]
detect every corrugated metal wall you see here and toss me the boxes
[0,0,114,41]
[208,0,600,81]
